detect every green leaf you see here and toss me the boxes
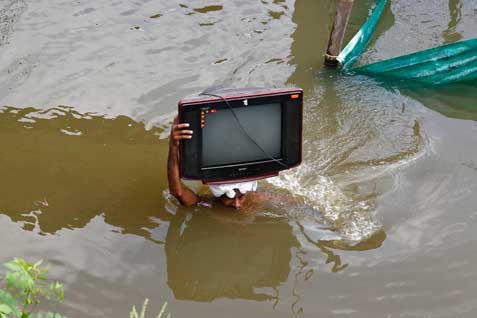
[32,261,43,270]
[48,282,64,302]
[140,298,148,318]
[2,258,64,318]
[15,258,29,268]
[3,260,21,271]
[5,266,35,293]
[130,305,138,318]
[0,290,21,317]
[157,301,168,318]
[4,262,22,272]
[0,304,12,314]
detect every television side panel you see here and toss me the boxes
[179,107,202,179]
[283,96,303,167]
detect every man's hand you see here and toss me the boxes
[167,116,200,206]
[170,116,193,148]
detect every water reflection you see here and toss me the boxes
[192,5,224,14]
[0,106,171,237]
[367,79,477,121]
[398,82,477,121]
[286,0,331,91]
[299,224,386,273]
[165,209,298,302]
[164,203,386,304]
[443,0,463,43]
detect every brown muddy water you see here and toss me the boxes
[1,0,477,317]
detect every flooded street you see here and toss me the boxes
[1,0,477,317]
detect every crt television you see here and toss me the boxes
[178,87,303,184]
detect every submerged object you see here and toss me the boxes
[332,0,477,85]
[324,0,355,67]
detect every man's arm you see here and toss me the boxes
[167,117,201,206]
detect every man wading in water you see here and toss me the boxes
[168,116,275,210]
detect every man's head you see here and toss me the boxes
[209,181,258,210]
[218,189,247,209]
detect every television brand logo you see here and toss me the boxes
[238,167,247,171]
[243,99,248,106]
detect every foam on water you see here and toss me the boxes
[267,164,381,242]
[273,74,429,242]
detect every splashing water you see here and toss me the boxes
[267,163,381,242]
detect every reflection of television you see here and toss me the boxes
[178,87,303,184]
[165,210,298,301]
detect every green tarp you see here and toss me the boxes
[354,39,477,85]
[338,0,477,85]
[337,0,388,71]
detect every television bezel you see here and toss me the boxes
[178,87,303,184]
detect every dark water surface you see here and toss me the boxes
[1,0,477,317]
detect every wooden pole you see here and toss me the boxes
[324,0,354,67]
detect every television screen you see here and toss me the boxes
[201,103,282,168]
